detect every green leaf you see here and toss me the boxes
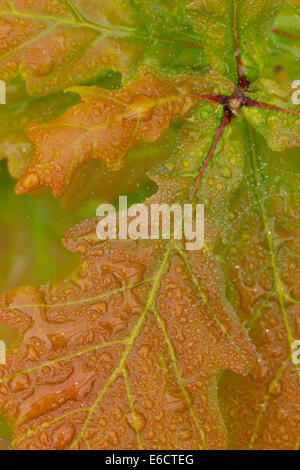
[264,3,300,81]
[150,101,247,216]
[243,78,300,150]
[186,0,282,83]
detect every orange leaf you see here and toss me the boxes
[0,202,256,449]
[15,70,228,198]
[0,0,202,95]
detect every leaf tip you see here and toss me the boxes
[15,172,41,195]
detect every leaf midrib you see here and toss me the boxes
[9,238,206,450]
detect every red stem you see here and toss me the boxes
[233,1,250,90]
[191,94,228,105]
[188,108,232,203]
[244,97,300,116]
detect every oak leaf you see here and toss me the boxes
[0,80,80,179]
[13,1,299,199]
[0,0,300,452]
[186,0,282,84]
[243,79,300,150]
[0,0,203,178]
[0,0,202,96]
[0,203,256,450]
[15,69,233,198]
[218,133,300,450]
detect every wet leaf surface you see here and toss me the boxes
[0,0,299,451]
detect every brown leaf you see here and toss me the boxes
[15,69,231,198]
[0,201,256,449]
